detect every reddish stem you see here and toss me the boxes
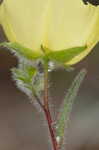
[43,107,58,150]
[43,65,59,150]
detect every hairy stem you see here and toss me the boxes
[43,63,59,150]
[43,107,58,150]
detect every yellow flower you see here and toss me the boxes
[0,0,99,65]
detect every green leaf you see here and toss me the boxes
[43,46,87,64]
[12,61,44,101]
[0,42,43,60]
[11,63,37,97]
[32,72,44,98]
[56,69,87,146]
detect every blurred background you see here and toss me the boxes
[0,26,99,150]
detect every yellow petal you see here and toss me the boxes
[0,0,49,51]
[66,9,99,65]
[43,0,99,51]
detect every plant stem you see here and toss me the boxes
[43,107,58,150]
[43,63,59,150]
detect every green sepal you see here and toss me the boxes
[0,42,43,60]
[42,45,87,64]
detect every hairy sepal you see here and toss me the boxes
[42,45,87,65]
[0,42,43,61]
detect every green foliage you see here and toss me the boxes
[11,62,44,102]
[32,72,44,98]
[56,69,87,147]
[0,39,89,150]
[0,42,43,60]
[43,46,87,64]
[11,63,37,97]
[0,42,45,101]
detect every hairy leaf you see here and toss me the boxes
[56,69,87,147]
[11,63,36,98]
[32,72,44,97]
